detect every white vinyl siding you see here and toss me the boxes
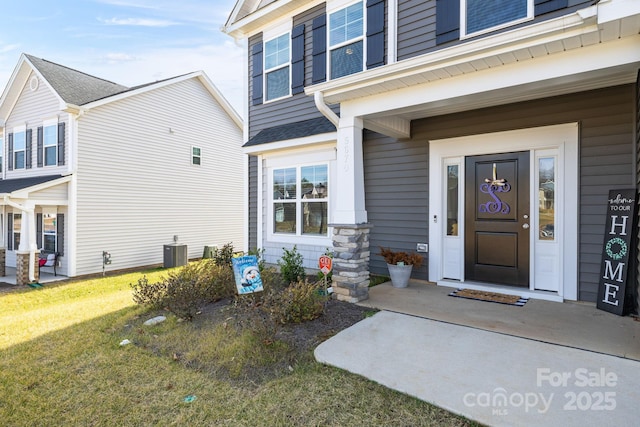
[4,72,69,179]
[75,78,244,275]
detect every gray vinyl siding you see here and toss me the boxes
[248,4,338,141]
[397,0,436,61]
[248,154,258,251]
[364,130,429,280]
[396,0,594,61]
[364,84,634,302]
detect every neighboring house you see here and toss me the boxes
[0,54,244,284]
[224,0,640,307]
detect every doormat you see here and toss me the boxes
[448,288,529,307]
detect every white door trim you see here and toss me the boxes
[429,123,579,301]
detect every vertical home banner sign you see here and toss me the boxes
[596,189,637,315]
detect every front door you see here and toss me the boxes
[465,152,530,287]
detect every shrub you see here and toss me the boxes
[211,242,236,267]
[131,275,167,309]
[278,245,306,284]
[131,259,236,320]
[270,279,328,324]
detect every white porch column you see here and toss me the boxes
[330,116,371,303]
[334,116,367,224]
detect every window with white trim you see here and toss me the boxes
[192,146,201,165]
[264,32,290,101]
[462,0,533,38]
[329,1,364,79]
[0,137,3,173]
[273,164,328,236]
[14,128,26,169]
[13,213,21,249]
[43,213,57,252]
[43,120,57,166]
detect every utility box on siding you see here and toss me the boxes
[164,244,187,268]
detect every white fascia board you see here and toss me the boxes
[340,34,640,118]
[224,0,324,39]
[243,131,337,155]
[597,0,640,24]
[305,6,600,101]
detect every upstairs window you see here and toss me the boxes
[462,0,533,38]
[192,146,201,165]
[264,32,290,101]
[329,1,364,79]
[14,129,26,169]
[43,121,58,166]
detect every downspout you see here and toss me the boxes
[4,196,36,282]
[314,92,339,127]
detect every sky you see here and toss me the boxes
[0,0,244,113]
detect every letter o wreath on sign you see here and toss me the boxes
[605,237,627,260]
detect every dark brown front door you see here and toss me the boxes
[465,152,530,287]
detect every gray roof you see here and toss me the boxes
[245,117,336,147]
[0,175,64,194]
[25,54,130,105]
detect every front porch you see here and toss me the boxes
[0,266,67,288]
[359,280,639,361]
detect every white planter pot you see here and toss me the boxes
[387,263,413,288]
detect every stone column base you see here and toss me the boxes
[331,223,372,303]
[0,248,5,277]
[16,251,39,286]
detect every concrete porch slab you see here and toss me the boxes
[358,281,639,360]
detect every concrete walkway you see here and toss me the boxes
[315,282,640,426]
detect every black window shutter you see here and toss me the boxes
[8,133,13,171]
[57,122,65,166]
[291,24,306,94]
[534,0,568,16]
[436,0,460,45]
[36,213,43,249]
[7,214,13,251]
[312,14,327,84]
[26,129,32,169]
[37,126,43,168]
[366,0,385,69]
[57,213,64,255]
[251,42,263,106]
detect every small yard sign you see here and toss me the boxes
[319,255,332,275]
[232,255,263,294]
[596,189,637,316]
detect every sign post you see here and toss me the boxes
[596,189,637,316]
[318,255,333,295]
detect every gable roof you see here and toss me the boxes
[0,53,242,128]
[24,55,130,105]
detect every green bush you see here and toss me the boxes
[277,245,306,284]
[211,242,235,267]
[131,275,167,309]
[269,279,328,324]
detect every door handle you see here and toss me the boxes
[523,224,530,229]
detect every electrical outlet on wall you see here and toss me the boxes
[416,243,428,252]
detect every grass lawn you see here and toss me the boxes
[0,268,478,426]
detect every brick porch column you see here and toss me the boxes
[0,248,5,277]
[331,223,372,303]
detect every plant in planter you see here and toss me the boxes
[379,247,424,288]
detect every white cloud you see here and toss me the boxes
[99,17,178,27]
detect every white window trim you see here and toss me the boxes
[265,148,335,246]
[191,146,201,166]
[263,31,292,103]
[42,211,58,253]
[13,125,26,170]
[43,118,58,167]
[263,20,292,103]
[460,0,534,40]
[327,0,366,80]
